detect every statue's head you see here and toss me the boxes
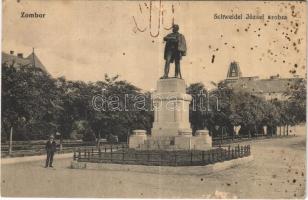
[172,24,179,33]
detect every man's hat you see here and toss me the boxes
[49,135,54,139]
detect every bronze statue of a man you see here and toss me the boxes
[163,24,187,79]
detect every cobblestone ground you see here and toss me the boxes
[1,126,306,198]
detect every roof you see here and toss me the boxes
[1,51,48,74]
[228,77,303,94]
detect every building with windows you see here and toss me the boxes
[223,61,303,101]
[1,49,48,74]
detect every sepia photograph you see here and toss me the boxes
[1,0,307,198]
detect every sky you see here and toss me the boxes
[2,0,307,91]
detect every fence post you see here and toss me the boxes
[228,145,231,159]
[215,150,217,162]
[221,148,224,161]
[238,146,240,157]
[237,144,240,158]
[122,151,125,163]
[99,147,101,158]
[207,150,211,163]
[160,153,163,164]
[91,148,94,156]
[202,151,205,164]
[215,149,218,162]
[73,149,76,160]
[111,145,113,153]
[214,149,220,162]
[174,154,177,166]
[243,145,246,157]
[190,151,193,165]
[105,147,107,152]
[238,146,241,157]
[220,132,223,145]
[78,148,81,160]
[232,147,235,158]
[110,151,113,162]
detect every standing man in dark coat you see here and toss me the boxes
[163,24,187,79]
[45,135,57,168]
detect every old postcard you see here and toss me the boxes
[1,0,307,198]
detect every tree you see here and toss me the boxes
[187,83,208,133]
[88,74,153,142]
[285,78,306,124]
[2,63,60,140]
[206,81,282,137]
[70,120,96,141]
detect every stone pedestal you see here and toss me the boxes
[174,135,192,150]
[191,129,212,150]
[174,130,212,150]
[129,130,147,149]
[151,78,192,137]
[128,79,212,151]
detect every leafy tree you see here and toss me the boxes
[88,74,153,142]
[187,83,208,133]
[188,81,285,137]
[3,60,304,143]
[285,78,306,124]
[2,63,60,140]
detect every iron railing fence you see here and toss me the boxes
[73,144,250,166]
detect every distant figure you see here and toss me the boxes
[45,135,57,168]
[163,24,187,79]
